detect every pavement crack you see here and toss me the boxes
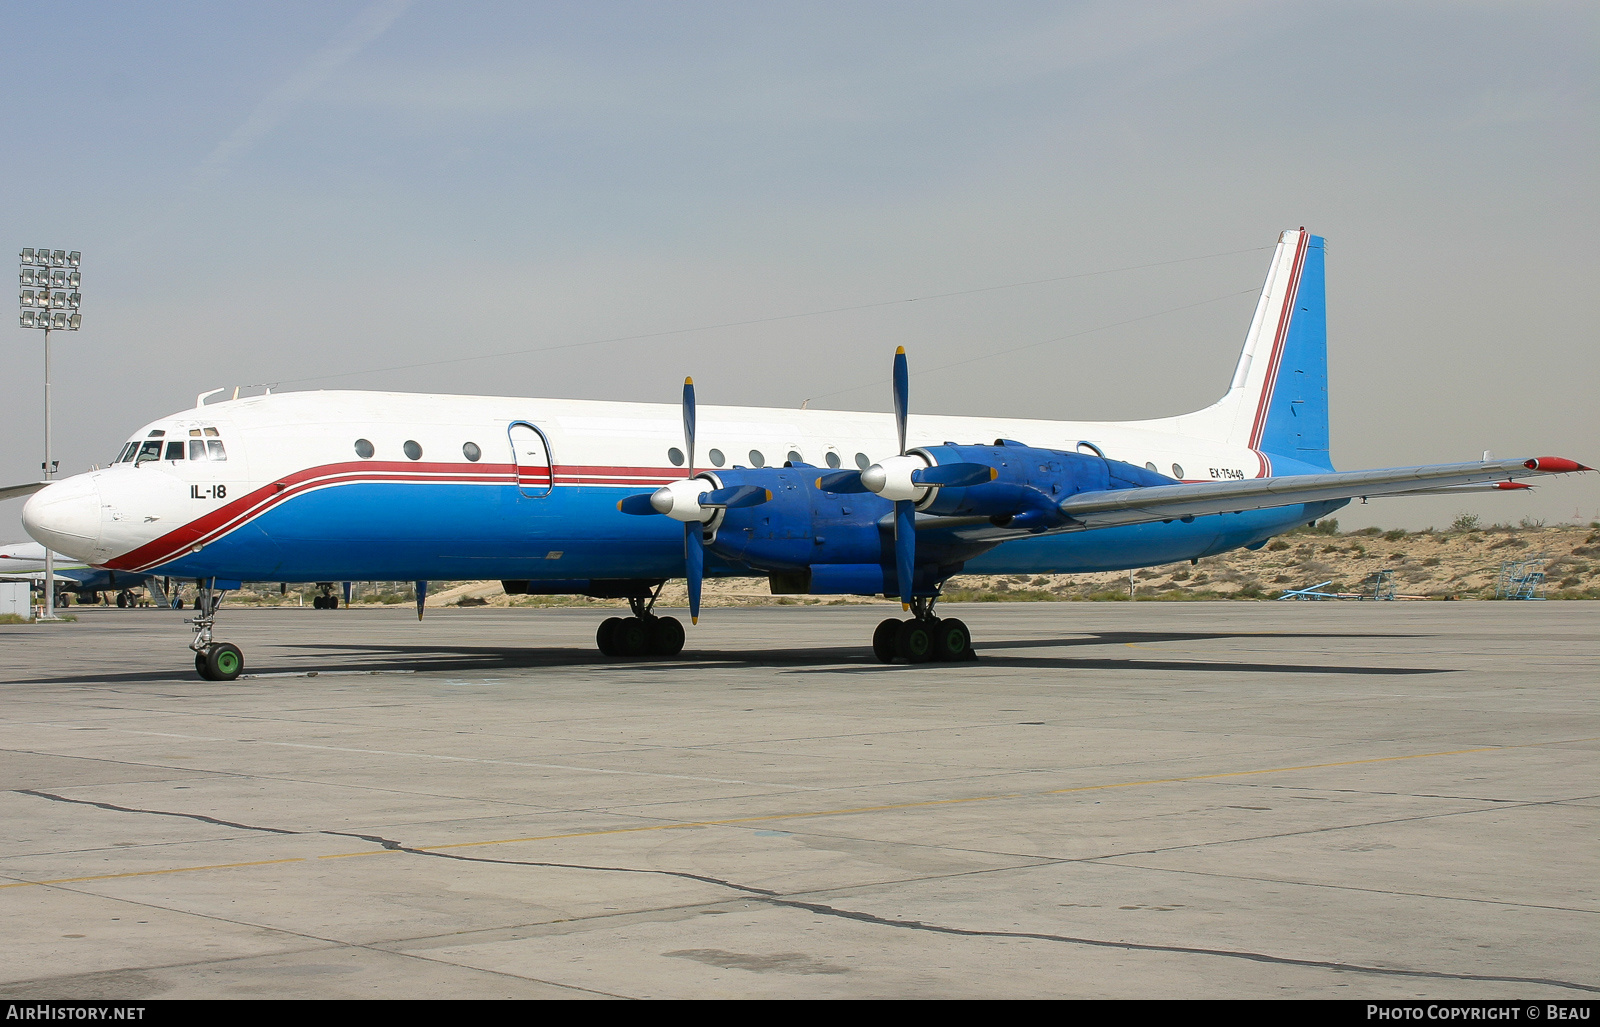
[318,829,1598,994]
[16,789,301,835]
[317,830,781,896]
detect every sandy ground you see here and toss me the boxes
[199,523,1598,611]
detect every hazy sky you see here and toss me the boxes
[3,1,1596,538]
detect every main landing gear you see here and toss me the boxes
[596,588,685,659]
[872,596,976,664]
[312,582,342,609]
[189,584,244,681]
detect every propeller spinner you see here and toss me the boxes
[617,377,769,623]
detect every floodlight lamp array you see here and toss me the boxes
[18,248,81,330]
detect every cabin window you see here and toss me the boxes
[1145,462,1158,473]
[164,441,185,460]
[463,442,481,462]
[207,440,227,461]
[667,447,685,467]
[855,453,870,470]
[825,451,841,468]
[403,440,422,461]
[708,448,725,467]
[189,440,207,461]
[748,450,766,468]
[135,440,162,464]
[786,450,803,465]
[1171,463,1184,479]
[354,439,375,459]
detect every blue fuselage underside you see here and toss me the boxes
[142,482,1347,585]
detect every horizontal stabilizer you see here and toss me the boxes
[1052,457,1589,531]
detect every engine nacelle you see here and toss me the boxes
[909,442,1173,529]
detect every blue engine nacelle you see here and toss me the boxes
[908,441,1174,531]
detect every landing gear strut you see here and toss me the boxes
[189,583,244,681]
[873,595,975,664]
[596,586,685,659]
[312,582,341,610]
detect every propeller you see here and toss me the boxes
[814,347,994,609]
[616,377,770,624]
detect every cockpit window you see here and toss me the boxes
[189,440,207,461]
[147,429,166,438]
[116,442,137,463]
[203,427,219,437]
[135,440,162,464]
[164,441,185,460]
[207,440,227,461]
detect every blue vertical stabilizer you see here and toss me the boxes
[1257,235,1332,470]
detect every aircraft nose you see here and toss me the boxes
[22,475,102,562]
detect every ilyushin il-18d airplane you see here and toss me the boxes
[8,230,1590,680]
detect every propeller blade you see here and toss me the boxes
[894,499,915,610]
[912,462,996,488]
[682,377,696,474]
[700,484,771,509]
[815,470,871,494]
[616,493,659,515]
[892,347,909,457]
[685,522,704,624]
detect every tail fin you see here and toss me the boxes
[1170,229,1333,471]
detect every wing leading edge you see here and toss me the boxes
[1049,457,1589,531]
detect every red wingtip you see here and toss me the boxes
[1523,457,1590,472]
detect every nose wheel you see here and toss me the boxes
[188,584,245,680]
[872,597,976,664]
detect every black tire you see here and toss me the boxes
[648,616,686,657]
[205,642,244,681]
[872,618,901,663]
[897,620,933,664]
[195,650,212,680]
[173,599,184,610]
[932,618,973,662]
[115,592,128,608]
[597,617,625,656]
[614,617,650,658]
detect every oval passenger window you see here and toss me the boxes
[749,450,766,468]
[1171,463,1185,479]
[404,441,423,461]
[1145,462,1157,473]
[463,442,481,462]
[355,439,374,459]
[825,452,841,468]
[708,448,725,467]
[668,447,685,467]
[855,453,870,470]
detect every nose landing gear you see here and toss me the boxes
[188,584,244,681]
[872,596,975,664]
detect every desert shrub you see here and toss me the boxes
[1423,557,1441,567]
[1451,513,1481,531]
[1267,539,1290,551]
[1520,516,1546,529]
[1383,529,1407,541]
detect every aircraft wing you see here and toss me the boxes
[0,482,48,503]
[1052,457,1589,530]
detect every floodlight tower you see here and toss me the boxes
[18,247,81,621]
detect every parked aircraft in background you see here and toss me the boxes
[0,541,173,607]
[11,230,1590,679]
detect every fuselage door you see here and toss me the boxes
[508,421,553,498]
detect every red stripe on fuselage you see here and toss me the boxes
[103,460,689,573]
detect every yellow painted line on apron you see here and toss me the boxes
[7,737,1591,885]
